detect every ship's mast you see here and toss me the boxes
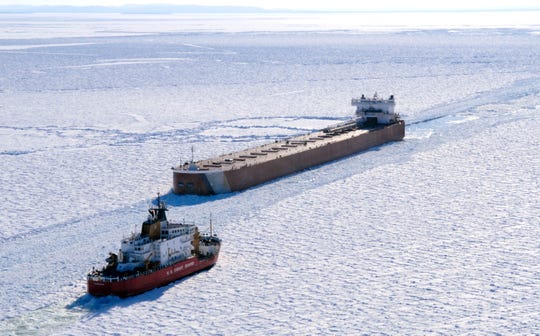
[150,191,168,222]
[209,213,214,237]
[187,145,198,171]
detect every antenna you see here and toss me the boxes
[209,213,214,236]
[191,145,194,163]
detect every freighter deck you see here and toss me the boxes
[173,94,404,195]
[172,121,404,195]
[174,125,376,173]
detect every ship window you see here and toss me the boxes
[178,182,184,188]
[186,182,194,190]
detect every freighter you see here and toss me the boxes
[87,194,221,297]
[172,94,405,195]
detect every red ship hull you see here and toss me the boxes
[87,254,218,297]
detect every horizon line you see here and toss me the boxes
[1,4,539,14]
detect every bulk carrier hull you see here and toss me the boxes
[88,254,218,297]
[172,120,405,195]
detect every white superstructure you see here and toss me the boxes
[113,197,198,272]
[351,93,399,125]
[117,222,197,272]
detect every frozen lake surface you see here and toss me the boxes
[0,13,539,335]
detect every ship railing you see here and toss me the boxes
[88,271,150,282]
[87,269,151,282]
[87,257,199,282]
[87,274,122,282]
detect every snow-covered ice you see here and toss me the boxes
[0,13,539,335]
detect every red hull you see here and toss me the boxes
[87,254,218,297]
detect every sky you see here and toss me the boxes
[0,0,539,11]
